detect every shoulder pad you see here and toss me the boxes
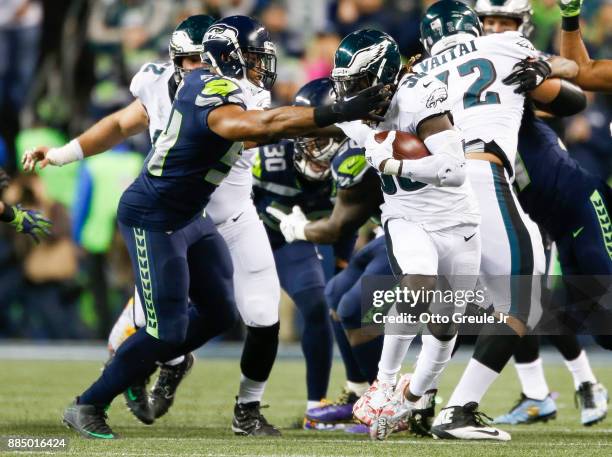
[129,61,173,99]
[195,75,246,109]
[331,139,370,189]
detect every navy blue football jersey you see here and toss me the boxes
[515,107,606,237]
[118,69,247,231]
[253,140,336,249]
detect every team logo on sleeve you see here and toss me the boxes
[425,86,448,108]
[515,38,536,51]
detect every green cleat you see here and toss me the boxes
[123,379,155,425]
[558,0,583,17]
[62,400,117,439]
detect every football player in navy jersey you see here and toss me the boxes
[474,0,609,427]
[24,16,388,439]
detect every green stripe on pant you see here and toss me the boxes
[133,227,159,338]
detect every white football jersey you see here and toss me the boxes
[375,72,480,231]
[129,61,175,143]
[129,62,271,224]
[414,31,539,176]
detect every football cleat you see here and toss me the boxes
[123,379,155,425]
[62,400,117,439]
[352,380,395,426]
[493,393,557,425]
[306,388,359,424]
[408,388,438,436]
[150,353,194,418]
[431,402,511,441]
[576,382,608,426]
[369,374,416,441]
[232,400,281,436]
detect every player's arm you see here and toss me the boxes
[208,85,390,144]
[370,114,467,187]
[22,100,149,171]
[558,0,612,92]
[266,171,382,244]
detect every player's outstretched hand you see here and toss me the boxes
[266,205,308,243]
[6,204,52,243]
[22,146,51,171]
[502,57,552,94]
[364,130,396,172]
[336,84,392,123]
[558,0,583,17]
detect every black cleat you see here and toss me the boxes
[431,402,510,441]
[408,388,437,436]
[232,399,281,436]
[123,379,155,425]
[150,353,194,418]
[62,400,117,439]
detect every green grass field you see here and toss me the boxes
[2,356,611,457]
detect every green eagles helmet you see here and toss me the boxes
[420,0,484,55]
[331,29,401,99]
[169,14,215,83]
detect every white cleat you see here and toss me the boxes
[353,380,394,426]
[431,402,511,441]
[576,382,608,426]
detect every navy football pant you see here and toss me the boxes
[79,216,237,406]
[274,241,333,402]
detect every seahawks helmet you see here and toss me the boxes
[293,78,343,181]
[169,14,215,83]
[420,0,483,55]
[474,0,534,37]
[331,29,401,99]
[202,15,277,90]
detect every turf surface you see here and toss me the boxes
[2,356,611,456]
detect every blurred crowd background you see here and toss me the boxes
[0,0,610,341]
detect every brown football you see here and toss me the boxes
[374,130,430,160]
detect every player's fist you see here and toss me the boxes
[365,130,396,172]
[558,0,583,17]
[22,146,51,171]
[266,205,308,243]
[436,157,466,187]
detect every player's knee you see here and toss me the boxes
[426,321,457,341]
[242,304,279,328]
[294,289,328,324]
[398,274,437,315]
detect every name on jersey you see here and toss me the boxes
[417,40,478,73]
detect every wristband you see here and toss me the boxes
[294,221,307,241]
[46,139,84,166]
[382,159,401,176]
[562,16,580,31]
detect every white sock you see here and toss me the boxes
[307,400,323,411]
[346,380,369,397]
[409,334,456,397]
[515,358,550,400]
[446,358,499,407]
[564,350,597,389]
[237,374,267,404]
[164,355,185,366]
[377,334,415,385]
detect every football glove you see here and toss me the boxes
[502,57,552,94]
[558,0,583,17]
[266,205,308,243]
[364,130,396,172]
[5,204,52,242]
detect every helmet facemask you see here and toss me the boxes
[294,137,341,181]
[243,48,277,91]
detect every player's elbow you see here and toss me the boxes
[532,79,586,117]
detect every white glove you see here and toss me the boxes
[266,205,308,243]
[364,130,396,171]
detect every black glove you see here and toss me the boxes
[314,83,391,127]
[502,58,552,94]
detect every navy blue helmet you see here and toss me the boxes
[293,78,343,181]
[202,15,277,90]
